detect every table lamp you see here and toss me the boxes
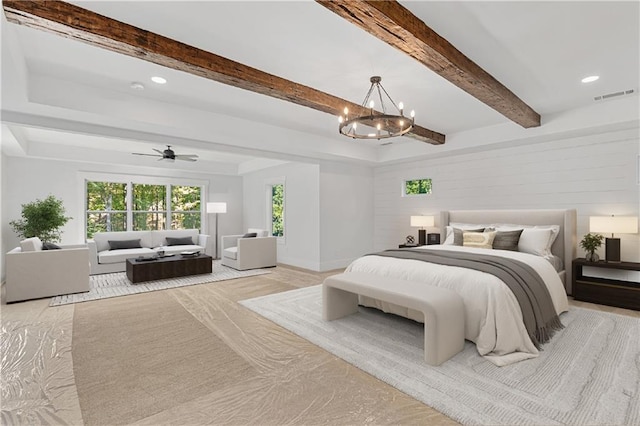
[589,216,638,262]
[411,215,435,246]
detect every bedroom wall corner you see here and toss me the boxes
[319,162,374,271]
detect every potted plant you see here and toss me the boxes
[580,233,604,262]
[10,195,72,243]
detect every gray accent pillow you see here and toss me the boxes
[108,239,142,250]
[453,228,484,246]
[492,229,524,251]
[42,242,61,250]
[165,236,194,246]
[242,232,258,238]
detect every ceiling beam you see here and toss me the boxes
[317,0,541,128]
[2,0,445,145]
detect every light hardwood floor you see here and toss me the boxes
[1,264,637,425]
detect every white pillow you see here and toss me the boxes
[20,237,43,252]
[518,228,554,256]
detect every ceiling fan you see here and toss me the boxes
[132,145,198,162]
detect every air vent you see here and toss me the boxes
[594,89,635,101]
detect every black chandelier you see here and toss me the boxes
[338,76,415,140]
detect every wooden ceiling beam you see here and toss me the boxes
[2,0,445,145]
[317,0,541,128]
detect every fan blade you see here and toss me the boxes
[175,156,198,162]
[175,154,198,159]
[153,148,164,155]
[132,153,162,157]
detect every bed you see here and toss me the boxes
[345,209,577,366]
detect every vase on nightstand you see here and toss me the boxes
[585,252,599,262]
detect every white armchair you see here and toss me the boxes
[5,237,90,303]
[221,229,277,270]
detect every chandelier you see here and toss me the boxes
[338,76,415,140]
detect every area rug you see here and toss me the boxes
[240,285,640,426]
[50,261,271,306]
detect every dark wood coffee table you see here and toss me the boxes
[126,253,213,284]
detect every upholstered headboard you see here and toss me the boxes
[440,209,577,294]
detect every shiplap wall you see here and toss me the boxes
[374,127,640,262]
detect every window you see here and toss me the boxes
[85,181,202,238]
[271,183,284,237]
[403,178,432,196]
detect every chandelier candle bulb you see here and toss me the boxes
[399,102,404,114]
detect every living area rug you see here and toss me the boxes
[50,261,271,306]
[240,285,640,426]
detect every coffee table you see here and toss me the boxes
[126,253,213,284]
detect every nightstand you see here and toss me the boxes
[572,258,640,311]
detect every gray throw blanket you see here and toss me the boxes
[370,249,564,348]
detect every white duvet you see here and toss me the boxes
[345,245,569,366]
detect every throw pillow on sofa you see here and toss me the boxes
[42,242,62,250]
[241,232,258,238]
[166,236,194,246]
[108,239,143,250]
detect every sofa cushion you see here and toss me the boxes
[98,248,155,264]
[42,242,62,250]
[223,246,238,260]
[20,237,43,252]
[161,245,205,256]
[166,236,194,246]
[247,228,269,238]
[93,231,152,252]
[109,239,143,250]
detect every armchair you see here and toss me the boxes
[221,229,277,270]
[5,238,90,303]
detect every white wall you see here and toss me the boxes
[0,153,4,283]
[242,162,321,270]
[374,127,640,262]
[319,162,374,271]
[2,156,243,259]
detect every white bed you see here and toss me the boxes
[346,209,577,366]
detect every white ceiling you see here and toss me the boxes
[1,1,638,171]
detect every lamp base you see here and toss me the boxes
[605,237,621,262]
[418,229,426,246]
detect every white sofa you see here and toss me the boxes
[5,237,90,303]
[87,229,209,275]
[221,228,277,270]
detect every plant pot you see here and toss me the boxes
[585,252,599,262]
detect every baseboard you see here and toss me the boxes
[319,257,355,272]
[277,256,321,272]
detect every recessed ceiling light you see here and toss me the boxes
[130,82,145,90]
[151,76,167,84]
[581,75,599,83]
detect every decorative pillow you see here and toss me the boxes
[20,237,43,252]
[518,228,553,256]
[492,229,523,251]
[444,224,489,245]
[241,232,258,238]
[165,236,194,246]
[42,242,62,250]
[463,231,496,249]
[108,239,143,250]
[453,228,484,246]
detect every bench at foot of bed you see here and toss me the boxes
[322,272,465,366]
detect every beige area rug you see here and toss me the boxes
[72,291,257,425]
[50,260,271,306]
[241,285,640,426]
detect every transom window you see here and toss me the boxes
[86,180,202,238]
[403,178,433,196]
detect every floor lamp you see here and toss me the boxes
[207,202,227,259]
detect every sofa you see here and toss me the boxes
[87,229,209,275]
[5,237,90,303]
[221,228,277,270]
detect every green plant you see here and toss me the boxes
[10,195,72,242]
[579,233,604,254]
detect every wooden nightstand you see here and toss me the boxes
[572,258,640,311]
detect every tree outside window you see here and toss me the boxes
[86,181,127,238]
[404,178,432,196]
[171,185,201,230]
[271,184,284,237]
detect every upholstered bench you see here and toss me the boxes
[322,272,465,366]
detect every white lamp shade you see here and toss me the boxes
[207,202,227,214]
[410,215,435,228]
[589,216,638,234]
